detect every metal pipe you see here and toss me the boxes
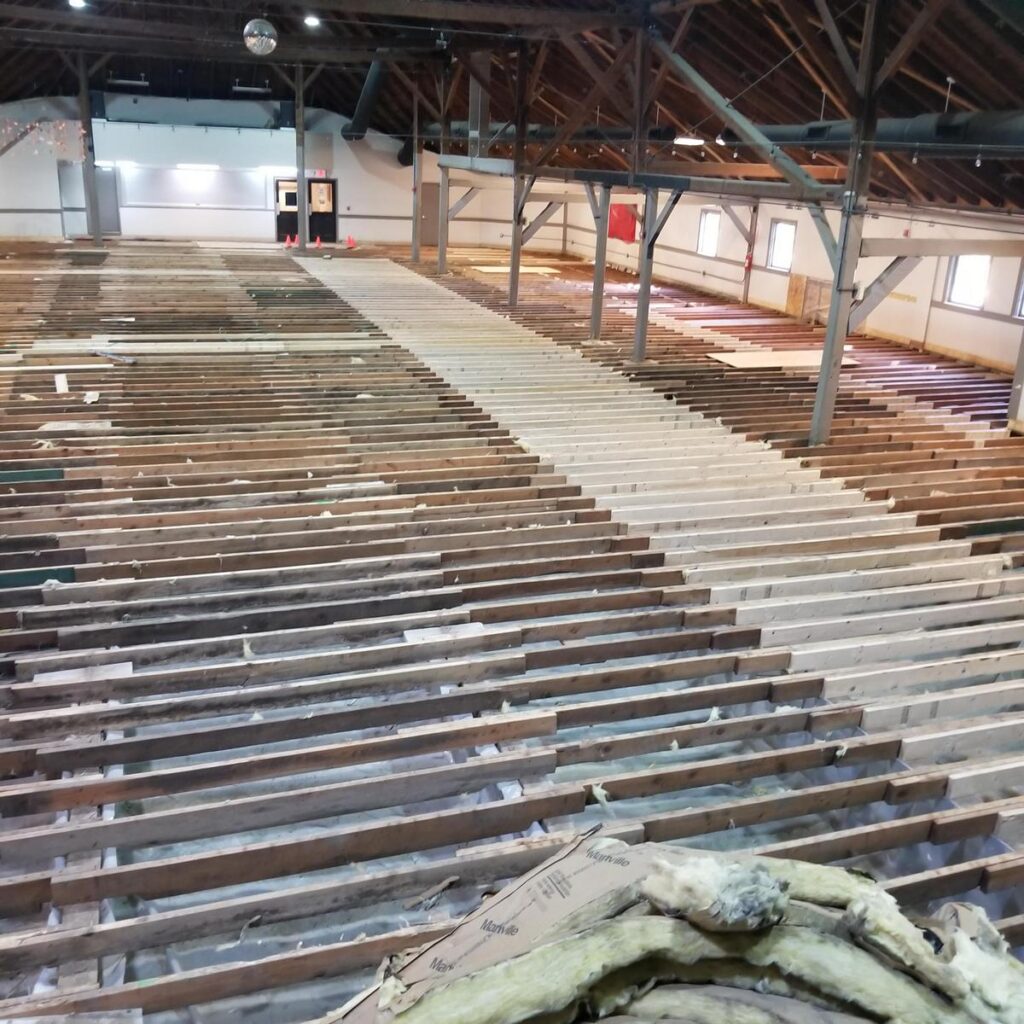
[77,52,102,247]
[422,122,674,142]
[342,59,388,141]
[720,111,1024,156]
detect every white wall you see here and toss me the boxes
[0,97,550,249]
[564,192,1024,374]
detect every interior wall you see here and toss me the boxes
[0,97,555,249]
[565,193,1024,374]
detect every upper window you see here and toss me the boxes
[767,219,796,271]
[946,254,991,310]
[696,208,720,257]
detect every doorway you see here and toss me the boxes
[275,178,337,243]
[57,160,121,238]
[419,181,440,247]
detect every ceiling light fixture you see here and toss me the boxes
[68,0,87,8]
[303,13,321,27]
[673,135,703,147]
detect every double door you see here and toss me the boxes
[275,178,337,243]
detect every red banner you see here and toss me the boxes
[609,203,637,243]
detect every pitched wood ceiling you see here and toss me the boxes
[2,0,1023,209]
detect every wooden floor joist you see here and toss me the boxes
[0,239,1022,1020]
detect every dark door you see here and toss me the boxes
[275,178,337,243]
[308,179,337,243]
[419,181,440,247]
[275,178,298,242]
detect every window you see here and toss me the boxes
[696,208,720,257]
[946,254,991,310]
[767,219,796,271]
[1014,267,1024,319]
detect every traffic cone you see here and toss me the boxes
[345,234,357,250]
[314,236,323,249]
[283,234,293,249]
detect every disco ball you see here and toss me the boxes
[243,18,278,56]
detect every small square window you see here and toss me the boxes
[697,209,720,257]
[946,254,991,310]
[767,219,796,271]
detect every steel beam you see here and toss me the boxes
[649,33,833,201]
[295,65,308,252]
[848,255,923,331]
[0,123,35,159]
[508,174,534,307]
[522,201,563,244]
[438,64,452,274]
[509,43,530,307]
[588,183,612,339]
[744,202,759,304]
[467,53,491,158]
[76,52,102,247]
[721,203,753,243]
[1009,327,1024,435]
[861,237,1024,258]
[411,97,422,263]
[810,206,839,273]
[633,188,682,362]
[438,166,450,273]
[810,0,888,446]
[448,187,480,220]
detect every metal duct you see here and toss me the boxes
[397,122,675,166]
[342,58,388,142]
[720,111,1024,156]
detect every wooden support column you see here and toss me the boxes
[809,0,888,446]
[411,96,422,262]
[295,64,309,252]
[589,183,612,339]
[76,52,102,247]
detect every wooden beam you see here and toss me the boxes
[875,0,957,85]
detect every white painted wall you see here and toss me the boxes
[0,96,550,249]
[564,191,1024,374]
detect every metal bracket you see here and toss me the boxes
[810,205,839,274]
[721,203,753,244]
[448,187,480,220]
[849,255,923,331]
[522,201,564,244]
[650,189,682,246]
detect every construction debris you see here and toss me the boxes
[327,836,1024,1024]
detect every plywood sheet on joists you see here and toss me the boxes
[707,350,859,369]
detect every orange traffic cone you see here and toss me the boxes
[345,234,357,250]
[314,236,323,249]
[283,234,293,248]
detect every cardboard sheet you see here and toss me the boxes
[329,832,678,1024]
